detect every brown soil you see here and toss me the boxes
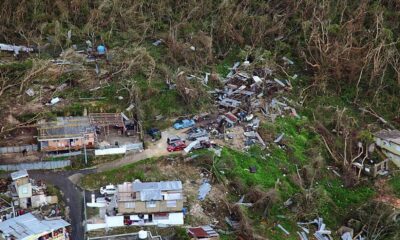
[0,127,37,146]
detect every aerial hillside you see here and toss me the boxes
[1,1,400,239]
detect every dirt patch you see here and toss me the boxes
[374,178,400,209]
[0,151,41,164]
[0,127,37,146]
[213,126,246,150]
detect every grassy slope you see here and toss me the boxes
[80,116,375,239]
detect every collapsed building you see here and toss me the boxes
[205,62,295,149]
[10,170,58,209]
[37,113,143,154]
[37,117,96,152]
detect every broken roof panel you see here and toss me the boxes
[0,213,70,239]
[218,98,241,108]
[374,130,400,145]
[88,113,125,128]
[140,189,163,201]
[10,170,28,180]
[37,117,95,140]
[188,225,219,238]
[132,181,182,192]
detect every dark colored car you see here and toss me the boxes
[147,128,161,140]
[167,141,187,152]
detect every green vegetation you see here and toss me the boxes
[319,179,375,226]
[1,0,400,239]
[389,174,400,198]
[80,158,167,189]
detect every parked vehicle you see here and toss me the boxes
[167,135,183,145]
[167,141,187,152]
[173,119,195,130]
[147,128,161,140]
[193,140,211,150]
[187,127,209,141]
[100,184,117,195]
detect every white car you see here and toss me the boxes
[100,184,117,195]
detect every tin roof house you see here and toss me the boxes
[86,180,184,231]
[37,117,96,152]
[0,212,70,240]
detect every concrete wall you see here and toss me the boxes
[0,160,71,171]
[40,133,95,151]
[0,144,37,154]
[95,147,126,156]
[117,199,183,214]
[87,213,184,231]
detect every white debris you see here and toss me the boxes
[152,39,162,46]
[242,60,250,67]
[282,56,294,65]
[48,97,61,105]
[25,88,35,97]
[0,43,34,55]
[277,224,290,235]
[252,76,263,85]
[274,133,285,143]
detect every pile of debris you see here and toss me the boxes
[170,59,299,153]
[8,170,58,210]
[208,60,297,150]
[296,218,333,240]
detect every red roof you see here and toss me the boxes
[188,227,209,238]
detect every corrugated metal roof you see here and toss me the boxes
[375,130,400,145]
[0,213,70,239]
[10,170,28,180]
[140,190,163,201]
[132,181,182,192]
[38,117,95,140]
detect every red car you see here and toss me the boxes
[167,141,187,152]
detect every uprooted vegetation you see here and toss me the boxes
[2,0,400,239]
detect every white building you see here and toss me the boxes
[86,180,184,231]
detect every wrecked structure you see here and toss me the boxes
[37,113,142,153]
[37,117,96,152]
[10,170,58,209]
[0,212,70,240]
[374,130,400,167]
[86,180,184,231]
[188,225,219,240]
[206,61,295,149]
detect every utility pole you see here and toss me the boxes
[83,134,88,165]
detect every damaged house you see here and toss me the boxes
[374,130,400,168]
[37,117,96,152]
[0,212,70,240]
[10,170,58,209]
[37,113,142,153]
[86,180,184,231]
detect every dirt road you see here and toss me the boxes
[95,128,187,172]
[30,169,95,240]
[5,128,188,240]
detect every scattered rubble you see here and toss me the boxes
[0,43,34,55]
[198,180,212,201]
[297,218,333,240]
